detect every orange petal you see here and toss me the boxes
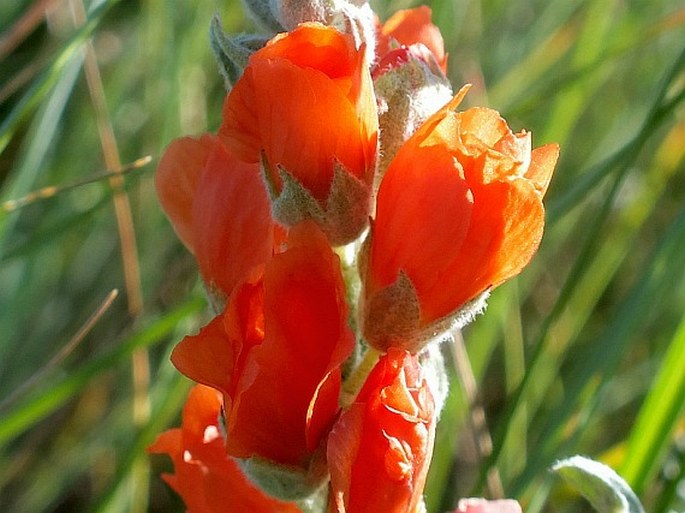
[526,143,560,196]
[305,370,342,453]
[148,428,182,457]
[223,60,373,201]
[411,84,470,148]
[220,24,377,202]
[487,178,546,285]
[458,107,511,148]
[226,222,354,466]
[155,134,217,249]
[369,141,473,300]
[191,142,274,296]
[149,385,301,513]
[327,349,435,513]
[257,23,358,80]
[429,178,544,321]
[171,315,235,397]
[365,86,556,343]
[327,404,365,512]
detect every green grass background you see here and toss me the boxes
[1,0,684,511]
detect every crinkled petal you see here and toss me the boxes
[328,349,435,513]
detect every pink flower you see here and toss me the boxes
[453,498,523,513]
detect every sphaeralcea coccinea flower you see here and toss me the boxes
[361,85,559,352]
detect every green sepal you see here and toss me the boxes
[236,454,328,502]
[552,455,646,513]
[241,0,284,33]
[210,14,268,88]
[261,155,371,246]
[359,226,489,353]
[361,268,422,352]
[295,485,330,513]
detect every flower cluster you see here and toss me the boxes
[150,1,558,512]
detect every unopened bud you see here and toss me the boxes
[373,43,452,184]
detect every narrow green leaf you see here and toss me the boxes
[0,0,119,156]
[620,312,685,493]
[0,297,204,446]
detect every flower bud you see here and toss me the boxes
[327,348,436,513]
[371,6,451,183]
[373,43,452,183]
[220,23,378,245]
[376,6,447,73]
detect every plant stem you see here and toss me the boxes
[341,346,381,407]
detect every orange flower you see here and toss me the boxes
[148,385,301,513]
[155,135,277,297]
[376,6,447,73]
[220,23,378,245]
[327,348,435,513]
[171,222,355,470]
[361,86,559,351]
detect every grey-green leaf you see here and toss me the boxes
[551,456,646,513]
[209,14,268,88]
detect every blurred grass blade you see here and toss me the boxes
[0,0,64,58]
[0,0,118,156]
[500,117,685,495]
[477,44,685,495]
[619,312,685,494]
[514,200,685,496]
[548,44,685,221]
[0,156,151,213]
[0,289,119,413]
[92,371,191,513]
[0,297,204,447]
[0,54,83,253]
